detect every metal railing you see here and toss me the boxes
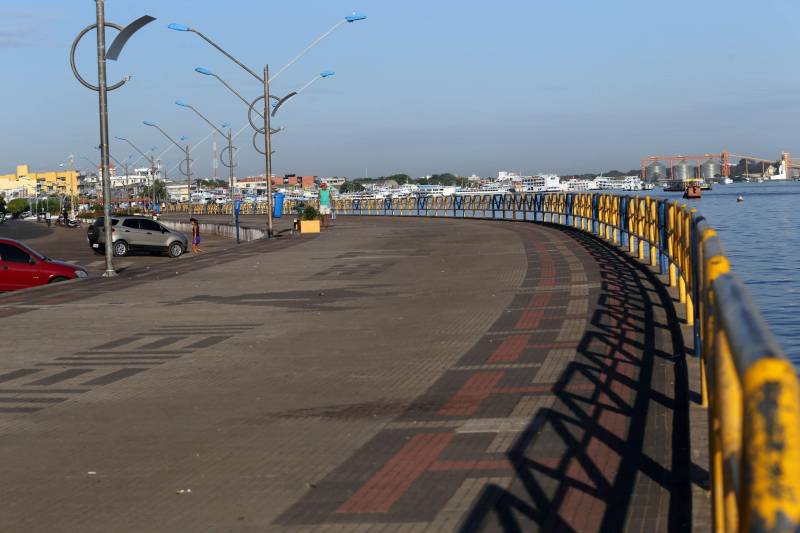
[324,192,799,533]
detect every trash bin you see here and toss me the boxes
[273,192,285,218]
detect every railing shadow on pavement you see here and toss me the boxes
[456,227,692,531]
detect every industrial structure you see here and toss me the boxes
[641,151,797,182]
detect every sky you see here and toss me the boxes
[1,0,800,180]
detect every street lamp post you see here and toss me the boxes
[175,101,236,225]
[193,67,284,157]
[115,136,158,208]
[58,155,77,219]
[169,13,365,237]
[70,1,155,277]
[107,152,132,205]
[144,121,192,211]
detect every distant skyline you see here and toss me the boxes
[1,0,800,179]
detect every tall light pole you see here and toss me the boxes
[144,121,192,210]
[175,101,236,225]
[168,13,365,237]
[107,152,133,204]
[70,1,155,277]
[58,155,77,218]
[115,136,158,208]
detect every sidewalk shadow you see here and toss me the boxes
[460,227,691,532]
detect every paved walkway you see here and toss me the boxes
[0,217,692,532]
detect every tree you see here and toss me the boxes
[0,194,6,214]
[142,180,167,202]
[7,198,30,217]
[388,174,413,185]
[339,181,365,193]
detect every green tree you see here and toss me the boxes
[142,179,167,201]
[0,194,6,214]
[388,174,413,185]
[339,181,365,193]
[7,198,30,217]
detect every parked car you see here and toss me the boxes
[87,216,188,258]
[0,238,88,292]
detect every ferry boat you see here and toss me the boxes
[683,180,702,199]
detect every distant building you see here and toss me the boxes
[166,183,190,202]
[0,164,79,198]
[324,177,346,188]
[497,171,521,181]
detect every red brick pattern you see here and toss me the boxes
[337,433,454,514]
[437,372,506,416]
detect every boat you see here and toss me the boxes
[664,180,685,192]
[700,182,712,191]
[683,184,702,199]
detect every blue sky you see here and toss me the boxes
[1,0,799,179]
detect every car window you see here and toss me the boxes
[0,243,31,264]
[122,219,140,229]
[94,218,120,226]
[139,219,162,232]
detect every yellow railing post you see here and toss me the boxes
[741,359,800,531]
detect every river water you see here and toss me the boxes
[643,182,800,364]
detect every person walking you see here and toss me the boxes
[190,217,202,253]
[318,181,333,229]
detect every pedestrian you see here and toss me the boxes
[318,181,333,229]
[190,217,202,253]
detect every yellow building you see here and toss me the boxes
[0,165,79,198]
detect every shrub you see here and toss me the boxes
[7,198,29,216]
[302,205,319,221]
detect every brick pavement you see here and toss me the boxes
[0,217,692,532]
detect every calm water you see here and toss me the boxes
[644,182,800,364]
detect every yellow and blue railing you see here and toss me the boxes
[330,192,800,533]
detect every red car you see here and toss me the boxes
[0,238,88,292]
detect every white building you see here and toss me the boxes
[497,171,521,181]
[166,184,190,202]
[110,167,154,189]
[515,174,564,192]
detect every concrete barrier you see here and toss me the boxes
[159,220,266,242]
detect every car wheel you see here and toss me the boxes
[168,242,184,258]
[49,276,69,284]
[113,240,129,257]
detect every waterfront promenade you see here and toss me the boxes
[0,217,697,532]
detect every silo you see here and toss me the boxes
[672,160,692,181]
[645,161,666,183]
[700,159,720,181]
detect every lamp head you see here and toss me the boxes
[143,121,157,127]
[180,136,189,142]
[346,13,367,23]
[221,122,231,129]
[320,70,336,78]
[168,23,191,32]
[175,100,191,108]
[195,67,214,76]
